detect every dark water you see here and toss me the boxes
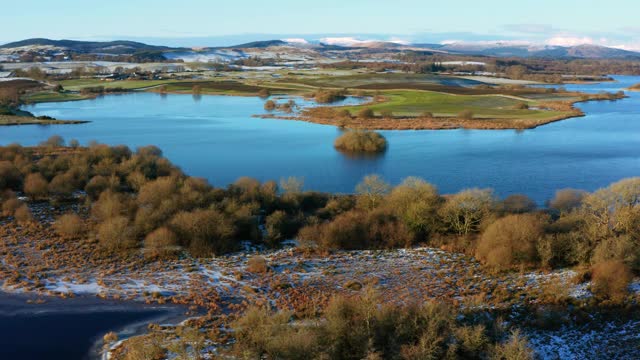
[2,76,639,203]
[0,293,182,360]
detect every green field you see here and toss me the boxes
[59,79,176,91]
[287,73,471,88]
[341,90,562,119]
[160,80,299,96]
[23,91,90,103]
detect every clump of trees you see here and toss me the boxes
[0,139,326,258]
[311,88,347,104]
[264,100,276,111]
[232,288,534,360]
[79,86,128,95]
[296,174,640,302]
[264,99,297,113]
[334,130,387,153]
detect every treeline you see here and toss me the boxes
[320,60,446,73]
[233,56,274,67]
[79,86,129,95]
[0,141,638,301]
[0,79,43,108]
[11,50,175,64]
[334,52,640,82]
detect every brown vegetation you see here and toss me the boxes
[232,288,530,360]
[311,88,347,103]
[54,213,84,239]
[266,102,587,131]
[476,214,547,270]
[628,83,640,91]
[334,130,387,153]
[591,261,632,303]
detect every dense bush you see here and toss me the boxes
[264,100,276,111]
[170,209,236,255]
[143,227,179,258]
[476,214,547,270]
[24,173,48,200]
[357,108,375,119]
[98,216,136,250]
[14,204,33,224]
[491,330,534,360]
[246,255,269,273]
[312,89,347,103]
[591,261,632,303]
[334,131,387,153]
[54,213,84,239]
[547,188,586,213]
[501,194,537,214]
[439,188,496,235]
[232,289,525,360]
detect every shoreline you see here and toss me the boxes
[0,290,190,360]
[0,114,89,126]
[254,111,586,130]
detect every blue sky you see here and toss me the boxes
[2,0,639,49]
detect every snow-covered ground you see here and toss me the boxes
[528,319,640,360]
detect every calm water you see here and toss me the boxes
[0,293,183,360]
[2,76,639,203]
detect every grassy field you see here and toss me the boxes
[340,90,561,119]
[157,80,299,96]
[59,79,177,91]
[23,91,90,103]
[286,73,480,88]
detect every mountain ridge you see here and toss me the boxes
[2,37,640,60]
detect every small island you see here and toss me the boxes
[0,114,87,126]
[334,130,387,153]
[628,83,640,91]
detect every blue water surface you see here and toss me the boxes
[2,76,639,203]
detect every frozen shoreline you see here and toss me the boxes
[0,291,189,360]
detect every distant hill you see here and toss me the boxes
[224,40,287,49]
[0,38,174,55]
[2,38,639,61]
[435,42,640,59]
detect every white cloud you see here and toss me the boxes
[440,40,532,47]
[319,36,407,47]
[544,35,640,51]
[545,36,594,47]
[282,38,309,44]
[610,43,640,52]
